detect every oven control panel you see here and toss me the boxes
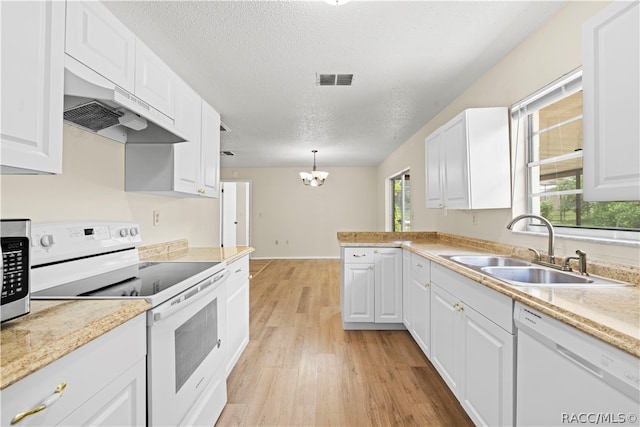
[31,221,142,266]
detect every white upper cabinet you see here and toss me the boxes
[425,108,511,210]
[173,79,202,194]
[1,1,64,174]
[65,1,136,93]
[125,83,220,198]
[135,39,177,119]
[201,101,221,197]
[582,1,640,201]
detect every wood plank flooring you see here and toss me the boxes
[217,259,473,427]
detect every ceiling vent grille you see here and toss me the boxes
[317,73,354,86]
[220,151,235,156]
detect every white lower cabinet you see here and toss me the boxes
[1,314,146,426]
[430,265,515,427]
[226,255,251,376]
[341,247,403,329]
[409,253,431,358]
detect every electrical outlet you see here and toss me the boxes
[472,212,478,225]
[153,210,160,226]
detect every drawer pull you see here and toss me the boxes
[453,302,464,312]
[352,254,367,258]
[235,268,242,273]
[11,382,67,425]
[424,282,430,288]
[416,263,423,268]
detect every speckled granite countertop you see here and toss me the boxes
[338,232,640,358]
[1,299,149,390]
[138,239,254,264]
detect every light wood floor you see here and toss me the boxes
[217,259,473,427]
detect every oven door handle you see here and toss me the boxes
[151,269,230,324]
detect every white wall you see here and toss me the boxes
[379,0,639,267]
[0,124,221,247]
[221,167,377,258]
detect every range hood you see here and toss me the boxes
[63,55,187,144]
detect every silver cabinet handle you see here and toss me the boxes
[352,254,367,257]
[12,382,67,425]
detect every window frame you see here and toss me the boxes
[511,68,639,245]
[389,169,411,232]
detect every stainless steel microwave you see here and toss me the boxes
[1,219,30,323]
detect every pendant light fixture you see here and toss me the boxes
[300,150,329,187]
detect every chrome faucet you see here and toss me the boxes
[506,214,556,264]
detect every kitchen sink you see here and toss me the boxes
[481,266,593,284]
[444,255,532,268]
[441,254,631,287]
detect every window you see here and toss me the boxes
[391,171,411,232]
[512,70,640,238]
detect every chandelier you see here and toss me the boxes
[299,150,329,187]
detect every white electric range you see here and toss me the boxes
[31,221,229,427]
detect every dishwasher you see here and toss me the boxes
[514,302,639,426]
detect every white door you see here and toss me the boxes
[430,283,461,395]
[201,101,221,197]
[460,303,515,427]
[1,1,64,174]
[425,132,444,208]
[343,263,375,322]
[374,248,403,323]
[65,1,136,92]
[583,0,640,201]
[443,113,470,209]
[221,182,237,247]
[411,274,431,358]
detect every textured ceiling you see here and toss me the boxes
[103,0,566,168]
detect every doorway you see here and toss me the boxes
[220,180,251,247]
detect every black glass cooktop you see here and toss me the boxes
[32,261,221,299]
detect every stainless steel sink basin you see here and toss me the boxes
[440,254,631,287]
[445,255,532,268]
[481,266,593,284]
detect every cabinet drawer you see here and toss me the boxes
[432,263,513,333]
[1,314,146,426]
[410,253,430,284]
[227,256,250,294]
[343,247,375,263]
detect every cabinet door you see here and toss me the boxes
[226,257,250,376]
[374,249,403,323]
[58,358,146,427]
[135,39,176,119]
[343,263,375,322]
[425,132,444,208]
[411,274,431,359]
[173,80,202,195]
[583,1,640,201]
[201,101,221,197]
[402,251,412,329]
[430,284,461,396]
[1,1,64,174]
[442,113,470,209]
[460,303,515,427]
[65,1,135,92]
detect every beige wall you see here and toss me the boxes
[379,0,639,267]
[1,125,221,247]
[221,167,377,258]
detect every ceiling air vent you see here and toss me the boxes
[316,73,354,86]
[220,151,235,156]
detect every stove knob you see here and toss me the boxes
[129,227,139,237]
[119,228,129,237]
[40,234,55,248]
